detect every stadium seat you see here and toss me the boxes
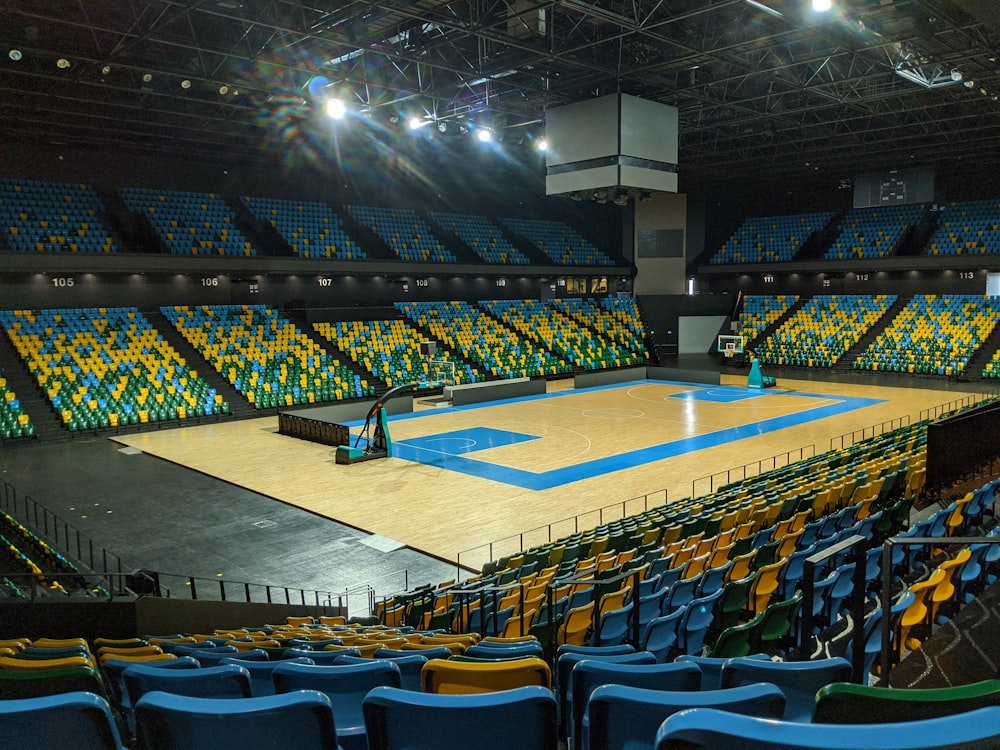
[363,684,557,750]
[588,683,786,750]
[655,706,1000,749]
[0,690,127,750]
[135,689,339,750]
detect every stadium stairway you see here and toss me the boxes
[144,310,255,421]
[493,220,551,265]
[894,207,938,257]
[745,297,808,351]
[337,209,398,261]
[228,196,295,257]
[832,295,911,373]
[95,186,167,254]
[961,321,1000,381]
[421,214,487,264]
[793,212,844,261]
[0,325,66,443]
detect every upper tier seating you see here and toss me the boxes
[928,199,1000,255]
[346,205,456,262]
[0,308,225,430]
[825,203,925,260]
[854,294,1000,376]
[120,188,255,256]
[499,217,614,266]
[737,295,798,346]
[710,212,834,264]
[162,305,370,409]
[756,295,896,367]
[242,196,364,260]
[395,301,571,378]
[551,297,647,360]
[429,212,530,264]
[0,375,32,440]
[314,319,482,389]
[481,299,641,370]
[0,178,116,253]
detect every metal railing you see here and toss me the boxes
[918,391,997,423]
[877,535,1000,685]
[829,416,912,452]
[691,445,816,497]
[0,477,361,613]
[0,478,130,579]
[456,491,665,575]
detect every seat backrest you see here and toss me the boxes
[273,660,402,741]
[570,661,701,747]
[655,705,1000,750]
[123,663,251,712]
[720,656,851,722]
[421,656,550,694]
[590,683,785,750]
[363,684,557,750]
[675,654,769,691]
[219,656,315,697]
[0,664,107,701]
[135,689,338,750]
[0,690,126,750]
[813,679,1000,724]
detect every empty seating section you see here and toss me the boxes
[396,301,570,378]
[0,375,32,439]
[551,297,646,359]
[120,188,254,256]
[929,198,1000,255]
[389,418,934,669]
[481,299,640,370]
[242,196,364,260]
[0,504,93,597]
[0,178,116,253]
[499,217,614,266]
[710,212,833,264]
[346,205,456,262]
[314,319,482,389]
[162,305,369,409]
[855,295,1000,376]
[756,295,895,367]
[0,308,223,430]
[825,203,925,260]
[429,212,530,264]
[737,295,798,346]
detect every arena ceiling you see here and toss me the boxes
[2,0,999,195]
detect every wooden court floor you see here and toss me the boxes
[112,374,988,572]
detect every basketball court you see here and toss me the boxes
[111,371,989,573]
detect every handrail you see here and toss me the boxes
[691,445,816,497]
[0,478,352,613]
[829,416,911,452]
[456,490,664,576]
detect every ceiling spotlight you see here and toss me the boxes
[536,138,548,152]
[218,84,229,95]
[951,69,963,81]
[812,0,833,11]
[142,73,153,83]
[437,122,447,133]
[325,98,346,120]
[477,128,492,142]
[101,64,111,75]
[8,49,21,62]
[408,116,423,130]
[180,79,191,89]
[964,80,975,88]
[56,58,71,69]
